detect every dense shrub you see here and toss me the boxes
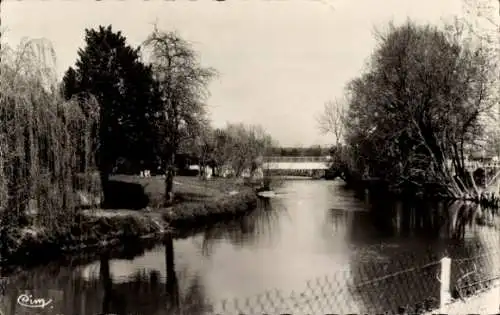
[102,180,150,210]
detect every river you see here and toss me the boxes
[1,180,499,315]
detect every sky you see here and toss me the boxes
[2,0,471,147]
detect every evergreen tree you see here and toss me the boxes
[63,25,162,205]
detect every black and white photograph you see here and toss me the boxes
[1,0,499,314]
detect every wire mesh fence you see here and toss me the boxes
[452,250,500,300]
[208,249,500,315]
[212,262,440,314]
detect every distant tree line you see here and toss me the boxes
[267,146,330,157]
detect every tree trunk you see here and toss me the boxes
[97,126,114,208]
[99,169,110,208]
[199,157,205,180]
[164,152,175,206]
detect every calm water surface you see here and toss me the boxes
[2,180,499,315]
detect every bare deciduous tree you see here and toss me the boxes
[214,123,275,178]
[317,98,347,146]
[143,27,216,205]
[343,20,498,198]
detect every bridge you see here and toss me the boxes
[260,156,500,181]
[262,156,332,178]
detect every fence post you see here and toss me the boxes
[440,256,452,310]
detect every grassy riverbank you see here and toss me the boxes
[1,176,258,269]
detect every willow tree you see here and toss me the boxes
[343,20,498,197]
[0,39,99,236]
[143,28,216,205]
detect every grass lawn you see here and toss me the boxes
[81,174,256,220]
[98,174,259,228]
[109,174,250,206]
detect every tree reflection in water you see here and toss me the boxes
[165,233,179,314]
[346,197,499,314]
[94,236,210,315]
[200,198,287,255]
[3,198,286,315]
[100,251,112,314]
